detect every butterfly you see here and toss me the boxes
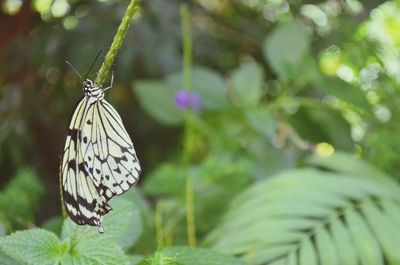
[60,63,141,232]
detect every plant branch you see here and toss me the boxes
[95,0,139,87]
[181,3,197,247]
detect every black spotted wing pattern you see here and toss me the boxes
[80,99,140,200]
[60,94,140,231]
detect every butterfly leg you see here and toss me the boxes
[102,72,114,92]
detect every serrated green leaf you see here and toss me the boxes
[61,238,128,265]
[159,247,245,265]
[166,67,228,110]
[230,61,264,106]
[263,21,310,79]
[61,198,142,250]
[0,250,22,265]
[133,81,184,125]
[145,250,180,265]
[0,229,61,265]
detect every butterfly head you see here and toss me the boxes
[83,79,95,92]
[83,79,103,99]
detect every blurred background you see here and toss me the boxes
[1,0,400,263]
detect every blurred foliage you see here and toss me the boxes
[143,155,252,242]
[0,169,43,232]
[2,0,400,264]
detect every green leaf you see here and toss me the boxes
[346,210,383,265]
[0,169,44,230]
[127,255,145,265]
[0,229,62,265]
[144,156,252,237]
[245,137,297,178]
[144,251,179,265]
[133,81,184,125]
[154,247,245,265]
[166,66,229,110]
[315,226,338,265]
[61,238,128,265]
[119,189,157,254]
[206,168,400,265]
[0,250,22,265]
[299,239,317,265]
[330,218,358,264]
[311,76,370,111]
[362,128,400,177]
[61,198,142,250]
[263,21,310,79]
[41,216,63,236]
[306,151,400,192]
[289,107,353,151]
[244,107,276,139]
[0,223,5,237]
[362,203,400,264]
[143,164,186,198]
[230,61,264,106]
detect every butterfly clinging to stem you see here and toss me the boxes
[60,56,141,233]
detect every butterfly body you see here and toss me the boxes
[60,78,140,232]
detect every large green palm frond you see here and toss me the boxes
[206,155,400,265]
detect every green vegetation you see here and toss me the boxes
[1,0,400,264]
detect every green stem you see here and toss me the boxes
[181,4,192,90]
[180,3,197,247]
[95,0,139,87]
[60,175,67,218]
[155,202,164,249]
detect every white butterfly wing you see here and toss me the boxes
[80,99,141,201]
[61,97,111,227]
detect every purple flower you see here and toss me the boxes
[175,90,191,109]
[190,93,201,110]
[174,89,202,111]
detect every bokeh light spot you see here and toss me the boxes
[51,0,70,18]
[374,105,391,122]
[33,0,52,15]
[301,5,327,26]
[2,0,22,15]
[315,142,335,157]
[337,65,354,82]
[63,16,78,30]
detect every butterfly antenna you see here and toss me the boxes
[65,60,83,80]
[84,49,103,80]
